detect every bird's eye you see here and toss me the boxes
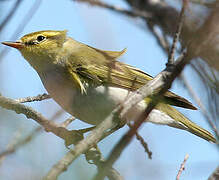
[37,35,46,42]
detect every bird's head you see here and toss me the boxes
[2,30,68,70]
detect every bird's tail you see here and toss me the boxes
[157,104,217,143]
[185,120,217,143]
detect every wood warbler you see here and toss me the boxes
[2,30,216,143]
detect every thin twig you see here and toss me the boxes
[15,93,51,103]
[0,109,64,159]
[167,0,186,65]
[0,127,23,166]
[74,0,151,19]
[0,0,23,32]
[0,0,42,61]
[148,24,170,54]
[176,154,189,180]
[127,122,152,159]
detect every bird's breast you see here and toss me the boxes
[38,70,147,125]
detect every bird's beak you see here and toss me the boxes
[1,41,24,49]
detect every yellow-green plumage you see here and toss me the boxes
[2,30,216,143]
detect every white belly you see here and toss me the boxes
[40,71,176,126]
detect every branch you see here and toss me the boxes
[0,94,83,146]
[45,147,124,180]
[93,52,189,180]
[0,93,123,179]
[15,93,50,103]
[208,166,219,180]
[176,154,189,180]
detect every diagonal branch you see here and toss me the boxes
[93,52,189,180]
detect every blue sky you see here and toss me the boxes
[0,0,218,180]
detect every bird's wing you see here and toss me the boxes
[67,45,197,110]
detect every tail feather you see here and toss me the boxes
[156,104,217,143]
[181,117,217,143]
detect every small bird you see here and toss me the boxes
[2,30,216,143]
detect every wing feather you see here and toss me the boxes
[67,44,196,110]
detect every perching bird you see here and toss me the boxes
[2,30,216,143]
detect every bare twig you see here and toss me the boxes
[148,24,170,54]
[176,154,189,180]
[190,0,214,8]
[0,127,22,166]
[74,0,151,19]
[127,122,152,159]
[167,0,186,65]
[0,95,83,146]
[15,93,51,103]
[0,0,23,32]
